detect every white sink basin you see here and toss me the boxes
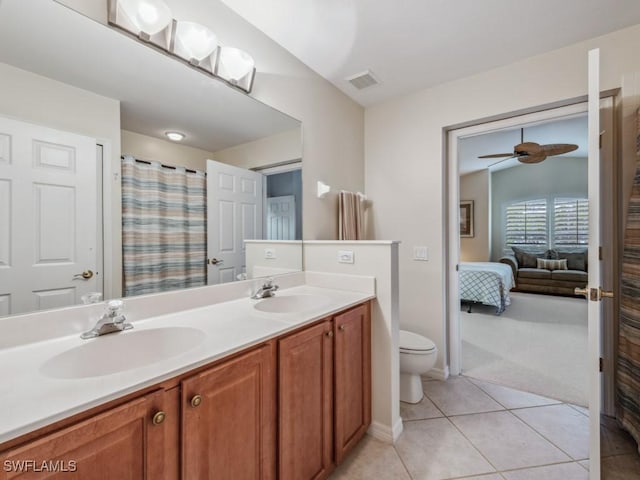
[253,294,331,314]
[41,327,205,379]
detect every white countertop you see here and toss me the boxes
[0,284,374,445]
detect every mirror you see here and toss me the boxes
[0,0,302,317]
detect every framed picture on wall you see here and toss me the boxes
[460,200,474,238]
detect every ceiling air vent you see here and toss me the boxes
[346,70,379,90]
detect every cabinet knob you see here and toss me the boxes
[339,325,346,331]
[152,411,166,425]
[326,331,334,337]
[191,394,203,407]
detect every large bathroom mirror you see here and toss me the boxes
[0,0,303,317]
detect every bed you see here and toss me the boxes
[459,262,515,314]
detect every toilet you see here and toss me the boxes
[399,329,438,404]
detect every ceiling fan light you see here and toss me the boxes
[117,0,172,35]
[217,47,254,83]
[173,21,218,63]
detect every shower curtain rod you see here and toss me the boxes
[121,155,204,175]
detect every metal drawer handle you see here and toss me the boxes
[191,394,202,407]
[152,411,166,425]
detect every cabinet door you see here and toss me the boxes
[279,320,334,480]
[334,303,371,464]
[182,344,276,480]
[0,390,168,480]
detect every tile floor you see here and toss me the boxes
[330,376,640,480]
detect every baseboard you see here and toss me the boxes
[426,365,449,381]
[368,418,404,444]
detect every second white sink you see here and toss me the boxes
[253,294,331,314]
[41,327,205,379]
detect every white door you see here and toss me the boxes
[0,116,98,316]
[267,195,295,240]
[206,159,263,284]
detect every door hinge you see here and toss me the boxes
[599,246,603,261]
[456,264,459,272]
[599,357,603,372]
[599,130,605,149]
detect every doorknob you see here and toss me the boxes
[600,288,614,299]
[574,287,589,298]
[208,258,223,265]
[73,270,94,280]
[574,286,614,301]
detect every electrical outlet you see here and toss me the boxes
[264,248,276,259]
[338,250,354,264]
[413,246,429,261]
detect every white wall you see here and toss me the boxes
[491,158,588,260]
[459,170,490,261]
[303,241,401,443]
[0,62,123,298]
[245,241,302,278]
[121,130,213,172]
[365,23,640,370]
[213,128,302,170]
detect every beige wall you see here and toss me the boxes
[121,130,214,172]
[0,62,123,298]
[213,128,302,170]
[365,23,640,369]
[459,170,490,262]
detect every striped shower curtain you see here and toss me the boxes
[619,110,640,451]
[122,156,206,296]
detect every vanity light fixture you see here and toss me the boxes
[165,131,185,141]
[108,0,257,93]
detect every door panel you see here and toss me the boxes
[0,116,98,316]
[206,159,263,284]
[267,195,296,240]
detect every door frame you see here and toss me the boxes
[254,161,302,239]
[444,97,619,412]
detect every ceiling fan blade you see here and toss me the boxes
[541,143,579,156]
[478,153,514,159]
[514,142,543,155]
[518,153,547,164]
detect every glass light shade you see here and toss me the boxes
[217,47,254,82]
[174,21,218,62]
[118,0,172,35]
[165,131,185,141]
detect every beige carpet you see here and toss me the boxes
[461,292,589,406]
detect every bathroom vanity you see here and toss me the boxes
[0,284,372,480]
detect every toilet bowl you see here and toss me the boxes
[399,329,437,404]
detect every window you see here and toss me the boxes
[505,199,548,246]
[553,198,589,247]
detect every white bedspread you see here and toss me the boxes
[459,262,515,314]
[460,262,515,291]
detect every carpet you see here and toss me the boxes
[461,291,589,406]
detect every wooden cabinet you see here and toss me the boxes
[279,320,334,480]
[279,302,371,480]
[181,344,276,480]
[0,389,172,480]
[334,303,371,464]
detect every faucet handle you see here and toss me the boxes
[264,278,274,288]
[107,300,124,312]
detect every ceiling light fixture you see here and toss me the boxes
[165,131,185,141]
[108,0,256,93]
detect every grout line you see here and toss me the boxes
[498,459,592,474]
[443,415,501,475]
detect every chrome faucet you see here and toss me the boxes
[251,278,279,299]
[81,300,133,339]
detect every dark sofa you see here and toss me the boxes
[499,246,588,296]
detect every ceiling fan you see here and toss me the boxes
[478,128,578,164]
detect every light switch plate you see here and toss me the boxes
[264,248,276,259]
[338,250,355,264]
[413,246,429,261]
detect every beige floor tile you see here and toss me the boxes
[450,475,504,480]
[502,462,588,480]
[450,411,570,471]
[468,377,561,409]
[512,404,589,460]
[329,435,410,480]
[569,404,589,416]
[602,453,640,480]
[579,459,589,470]
[600,415,639,457]
[401,396,444,421]
[422,377,504,416]
[395,417,495,480]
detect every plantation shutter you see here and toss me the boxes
[505,199,547,246]
[553,198,589,247]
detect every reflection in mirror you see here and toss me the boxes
[0,0,302,317]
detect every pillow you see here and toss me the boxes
[511,246,547,268]
[556,249,587,272]
[537,258,568,271]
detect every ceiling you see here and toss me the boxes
[458,114,588,176]
[221,0,640,106]
[0,0,300,153]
